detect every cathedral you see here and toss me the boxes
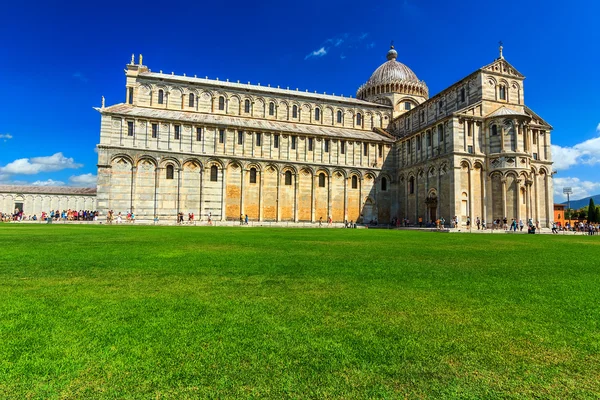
[95,45,554,226]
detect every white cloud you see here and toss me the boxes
[551,124,600,171]
[69,173,97,187]
[0,134,12,140]
[31,179,66,187]
[305,47,327,60]
[553,177,600,202]
[359,33,368,40]
[73,72,88,83]
[0,153,83,175]
[367,42,376,49]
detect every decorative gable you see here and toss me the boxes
[482,59,524,79]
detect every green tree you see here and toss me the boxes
[589,198,597,223]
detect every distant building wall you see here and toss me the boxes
[0,186,97,217]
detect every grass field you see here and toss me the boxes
[0,225,599,399]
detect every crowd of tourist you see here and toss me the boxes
[1,209,99,222]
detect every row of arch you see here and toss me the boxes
[357,80,429,100]
[112,153,388,181]
[487,76,522,105]
[135,83,390,129]
[0,193,96,215]
[105,153,392,222]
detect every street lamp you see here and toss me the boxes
[563,187,572,229]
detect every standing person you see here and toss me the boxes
[318,217,323,227]
[466,216,471,230]
[476,217,481,230]
[511,219,517,232]
[131,212,135,223]
[245,214,248,225]
[519,219,524,232]
[240,214,244,226]
[117,212,122,224]
[208,211,212,225]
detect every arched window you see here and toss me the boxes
[284,171,292,186]
[491,124,498,136]
[250,167,257,184]
[318,173,325,187]
[269,102,275,116]
[409,176,415,194]
[404,102,412,110]
[315,108,320,121]
[292,105,298,118]
[351,175,358,189]
[356,113,362,126]
[210,165,218,182]
[499,85,506,100]
[244,99,250,113]
[337,110,343,123]
[158,89,164,105]
[188,93,195,107]
[218,96,225,110]
[166,164,174,180]
[381,177,387,191]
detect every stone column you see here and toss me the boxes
[546,173,553,227]
[130,165,137,213]
[176,167,182,217]
[500,123,506,152]
[501,177,507,219]
[436,169,441,221]
[240,168,245,216]
[343,175,348,222]
[525,181,530,221]
[153,166,159,219]
[327,174,332,221]
[276,170,281,222]
[515,120,521,152]
[515,178,521,221]
[199,169,204,221]
[481,169,487,221]
[468,166,474,221]
[415,172,419,223]
[405,177,409,219]
[359,176,364,223]
[294,173,299,222]
[311,173,316,223]
[534,173,540,223]
[220,167,226,221]
[259,170,264,222]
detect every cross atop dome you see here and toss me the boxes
[386,42,398,61]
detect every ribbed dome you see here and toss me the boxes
[367,46,419,85]
[356,45,428,101]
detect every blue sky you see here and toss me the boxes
[0,0,598,202]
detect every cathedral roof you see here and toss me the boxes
[366,46,420,85]
[356,46,428,100]
[0,186,96,195]
[99,105,395,142]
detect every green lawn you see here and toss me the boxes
[0,225,599,399]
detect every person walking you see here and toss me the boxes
[519,219,524,232]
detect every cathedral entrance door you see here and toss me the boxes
[362,200,373,224]
[425,194,437,224]
[429,206,436,223]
